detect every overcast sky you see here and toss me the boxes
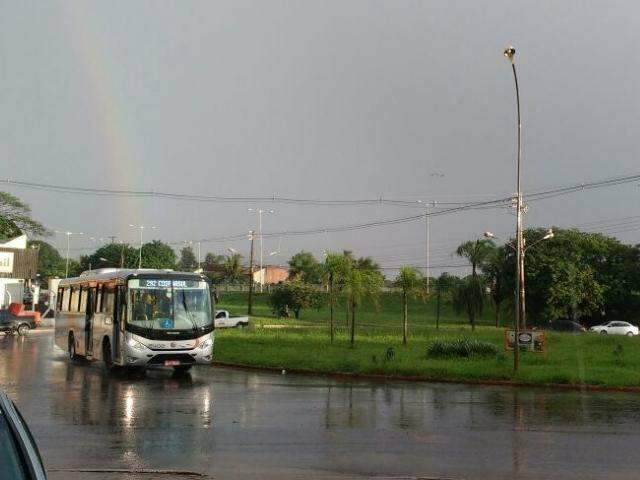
[1,1,639,275]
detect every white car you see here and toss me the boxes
[214,310,250,328]
[589,321,639,336]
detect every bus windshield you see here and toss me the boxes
[127,279,212,331]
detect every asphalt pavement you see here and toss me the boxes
[1,331,639,480]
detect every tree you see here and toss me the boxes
[140,240,176,269]
[28,241,65,281]
[81,243,138,270]
[456,239,495,277]
[288,251,322,284]
[517,228,620,324]
[178,245,198,271]
[482,246,511,327]
[395,266,424,345]
[269,281,325,319]
[0,192,49,239]
[203,253,226,282]
[452,275,485,330]
[322,252,349,342]
[222,253,245,283]
[341,255,384,347]
[455,239,494,330]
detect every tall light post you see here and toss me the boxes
[129,224,157,269]
[55,230,83,278]
[248,208,275,292]
[485,228,554,329]
[504,44,525,371]
[418,200,437,294]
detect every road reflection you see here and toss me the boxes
[2,333,640,479]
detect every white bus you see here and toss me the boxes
[54,268,214,372]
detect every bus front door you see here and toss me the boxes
[85,288,95,357]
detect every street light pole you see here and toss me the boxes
[248,208,275,293]
[505,45,523,371]
[129,224,157,269]
[55,231,83,278]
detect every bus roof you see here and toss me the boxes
[58,268,207,286]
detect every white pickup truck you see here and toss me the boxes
[214,310,250,328]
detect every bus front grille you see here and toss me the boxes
[147,353,196,365]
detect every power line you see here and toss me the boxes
[1,178,472,207]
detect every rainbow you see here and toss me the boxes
[63,3,145,238]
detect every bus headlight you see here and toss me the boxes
[127,338,147,351]
[200,338,212,350]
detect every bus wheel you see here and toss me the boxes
[103,339,116,372]
[173,365,193,373]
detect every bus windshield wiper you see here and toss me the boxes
[181,292,198,332]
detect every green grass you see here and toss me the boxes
[213,292,640,388]
[216,290,500,329]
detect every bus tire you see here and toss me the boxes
[103,339,117,373]
[173,365,193,373]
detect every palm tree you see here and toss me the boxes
[395,266,424,345]
[223,253,244,283]
[482,246,510,327]
[455,239,494,330]
[323,252,349,342]
[341,255,384,347]
[455,239,495,277]
[452,275,485,330]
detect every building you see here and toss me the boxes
[0,235,39,308]
[252,265,290,285]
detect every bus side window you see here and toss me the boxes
[58,288,65,311]
[79,287,88,313]
[103,287,115,316]
[70,287,80,313]
[96,285,103,313]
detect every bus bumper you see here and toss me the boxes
[124,334,214,367]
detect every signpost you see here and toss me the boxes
[504,329,546,353]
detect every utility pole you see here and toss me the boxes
[247,231,255,316]
[505,45,523,371]
[119,241,126,268]
[425,207,430,294]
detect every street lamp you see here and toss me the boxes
[89,257,109,271]
[248,208,275,292]
[128,224,157,269]
[54,230,84,278]
[503,44,525,371]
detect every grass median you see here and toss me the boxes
[212,291,640,388]
[213,320,640,388]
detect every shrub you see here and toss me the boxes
[427,338,499,358]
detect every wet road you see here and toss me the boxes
[1,333,640,480]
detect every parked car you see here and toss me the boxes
[214,310,250,328]
[589,321,639,336]
[0,310,33,336]
[549,320,586,333]
[0,392,47,479]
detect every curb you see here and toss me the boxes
[211,361,640,393]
